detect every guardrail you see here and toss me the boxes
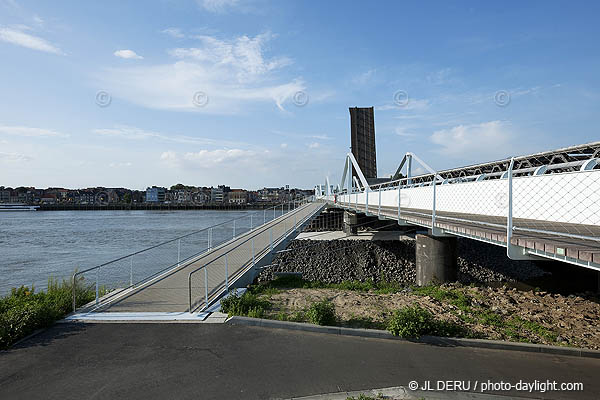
[187,200,323,312]
[71,197,314,312]
[330,155,600,249]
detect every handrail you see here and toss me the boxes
[187,200,322,312]
[71,196,312,312]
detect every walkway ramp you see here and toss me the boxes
[69,201,324,319]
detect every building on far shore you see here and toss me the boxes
[146,186,166,203]
[228,189,248,204]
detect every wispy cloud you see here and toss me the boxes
[430,120,515,160]
[161,27,185,39]
[0,125,69,138]
[198,0,240,13]
[99,32,303,113]
[0,151,32,162]
[0,26,63,54]
[114,49,143,59]
[93,125,248,148]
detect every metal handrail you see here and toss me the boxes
[71,197,312,312]
[187,200,322,312]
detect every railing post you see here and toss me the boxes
[225,254,229,292]
[294,213,297,231]
[250,214,253,230]
[397,183,401,222]
[204,267,209,308]
[72,274,77,312]
[177,239,181,267]
[432,174,437,230]
[507,158,515,252]
[130,255,133,286]
[208,228,212,250]
[264,209,266,224]
[95,267,99,305]
[233,219,236,238]
[378,187,381,216]
[366,186,369,214]
[188,272,192,312]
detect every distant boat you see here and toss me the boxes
[0,204,39,211]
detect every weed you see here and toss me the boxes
[220,291,271,318]
[306,299,336,326]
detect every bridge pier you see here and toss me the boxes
[343,211,358,236]
[416,233,457,286]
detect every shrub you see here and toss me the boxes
[0,276,97,349]
[220,291,271,318]
[387,305,435,338]
[306,299,336,326]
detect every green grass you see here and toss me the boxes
[254,275,404,294]
[0,276,99,349]
[220,291,271,318]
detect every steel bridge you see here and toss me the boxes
[317,142,600,272]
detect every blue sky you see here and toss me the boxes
[1,0,599,190]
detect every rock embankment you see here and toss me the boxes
[258,238,548,285]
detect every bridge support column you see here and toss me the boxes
[343,211,358,236]
[416,234,457,286]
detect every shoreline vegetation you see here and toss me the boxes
[0,277,100,350]
[221,275,600,350]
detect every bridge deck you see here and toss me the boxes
[338,201,600,268]
[92,202,324,313]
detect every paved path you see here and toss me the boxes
[96,202,323,313]
[1,323,598,400]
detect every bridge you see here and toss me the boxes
[68,141,600,320]
[68,200,324,320]
[316,141,600,283]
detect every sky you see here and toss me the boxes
[1,0,599,190]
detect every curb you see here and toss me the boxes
[226,316,600,359]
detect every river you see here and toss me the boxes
[0,209,264,295]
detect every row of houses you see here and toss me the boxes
[0,185,312,205]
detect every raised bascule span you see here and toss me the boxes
[317,141,600,272]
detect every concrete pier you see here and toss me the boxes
[343,211,358,236]
[416,234,457,285]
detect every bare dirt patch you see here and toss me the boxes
[261,285,600,349]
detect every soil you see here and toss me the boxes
[261,285,600,350]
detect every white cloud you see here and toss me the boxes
[108,162,132,168]
[377,98,430,111]
[160,148,258,169]
[0,125,69,138]
[0,151,32,162]
[430,121,514,159]
[308,142,320,149]
[199,0,240,13]
[280,143,288,148]
[114,49,143,59]
[0,26,63,54]
[395,127,417,138]
[94,125,247,147]
[99,33,303,113]
[161,28,185,39]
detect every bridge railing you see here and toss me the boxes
[71,198,313,312]
[330,156,600,246]
[187,200,322,312]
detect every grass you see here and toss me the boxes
[253,275,403,294]
[305,299,336,326]
[0,276,99,349]
[346,394,386,400]
[220,291,271,318]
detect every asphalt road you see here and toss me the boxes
[1,323,599,400]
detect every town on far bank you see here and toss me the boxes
[0,184,314,208]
